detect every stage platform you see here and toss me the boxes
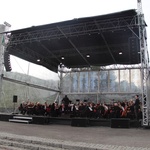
[0,113,141,128]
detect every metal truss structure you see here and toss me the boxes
[2,76,59,92]
[68,64,144,72]
[7,15,138,46]
[58,0,150,126]
[60,68,142,94]
[4,9,141,73]
[1,2,149,126]
[137,0,150,126]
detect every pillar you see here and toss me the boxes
[0,24,5,101]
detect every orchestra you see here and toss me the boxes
[18,96,142,120]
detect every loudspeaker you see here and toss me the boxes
[71,118,89,127]
[13,95,17,103]
[128,37,140,63]
[4,51,12,72]
[111,118,130,128]
[32,116,49,124]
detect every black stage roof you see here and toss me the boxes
[7,9,143,72]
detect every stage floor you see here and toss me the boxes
[0,113,141,128]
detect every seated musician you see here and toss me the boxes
[44,102,51,116]
[113,102,122,118]
[59,103,65,116]
[74,103,80,117]
[54,102,61,117]
[94,103,101,118]
[78,102,84,117]
[124,100,135,119]
[87,102,94,118]
[70,103,76,117]
[99,103,105,118]
[103,103,109,118]
[18,101,27,115]
[26,101,34,115]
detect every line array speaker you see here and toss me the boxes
[128,37,140,64]
[4,51,12,72]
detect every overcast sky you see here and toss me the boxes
[0,0,149,80]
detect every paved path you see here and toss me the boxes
[0,121,150,149]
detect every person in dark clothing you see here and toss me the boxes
[62,95,70,114]
[62,95,70,105]
[51,103,55,117]
[134,95,140,121]
[18,101,27,115]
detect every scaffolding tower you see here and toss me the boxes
[137,0,150,126]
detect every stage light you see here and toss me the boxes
[4,21,11,27]
[86,54,90,58]
[61,56,64,60]
[119,52,123,55]
[37,59,40,62]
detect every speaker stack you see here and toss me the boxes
[71,118,89,127]
[4,51,12,72]
[111,118,130,128]
[13,95,17,103]
[128,37,140,64]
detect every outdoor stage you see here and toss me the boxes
[0,113,141,128]
[0,7,149,128]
